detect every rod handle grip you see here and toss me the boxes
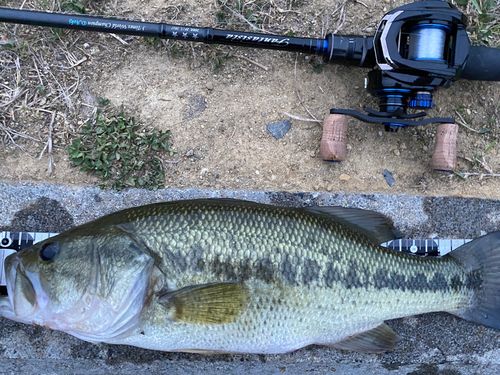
[319,114,348,162]
[430,123,458,172]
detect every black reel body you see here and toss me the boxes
[331,0,470,130]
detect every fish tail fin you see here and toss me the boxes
[448,231,500,329]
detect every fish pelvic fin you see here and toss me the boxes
[331,323,400,354]
[158,282,249,325]
[448,231,500,330]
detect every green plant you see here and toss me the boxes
[67,105,175,191]
[144,37,163,49]
[455,106,492,134]
[457,0,500,46]
[61,1,86,13]
[216,12,227,24]
[1,38,30,56]
[311,61,324,74]
[169,44,184,57]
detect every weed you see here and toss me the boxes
[169,44,184,57]
[50,28,64,41]
[457,0,500,46]
[144,37,163,49]
[454,170,468,180]
[216,0,271,30]
[310,60,324,74]
[455,106,493,134]
[61,1,86,13]
[2,38,30,56]
[216,12,227,24]
[67,103,175,191]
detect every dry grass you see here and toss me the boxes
[0,0,498,181]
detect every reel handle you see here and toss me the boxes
[319,114,348,162]
[430,123,458,172]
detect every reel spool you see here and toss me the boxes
[408,24,450,62]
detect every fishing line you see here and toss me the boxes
[407,24,449,61]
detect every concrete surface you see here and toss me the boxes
[1,183,500,374]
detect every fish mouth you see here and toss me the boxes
[3,254,45,320]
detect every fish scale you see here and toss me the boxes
[93,200,471,352]
[2,199,498,354]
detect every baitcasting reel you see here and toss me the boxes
[1,0,499,170]
[333,0,470,130]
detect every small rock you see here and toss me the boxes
[310,151,316,158]
[206,81,214,90]
[400,142,407,150]
[185,149,194,157]
[378,131,383,136]
[339,173,351,181]
[267,120,291,140]
[394,149,400,156]
[182,93,206,119]
[327,184,334,192]
[382,169,396,186]
[422,145,428,151]
[200,168,209,175]
[157,93,169,101]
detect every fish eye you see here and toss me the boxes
[39,242,59,262]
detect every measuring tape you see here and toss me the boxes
[0,231,472,293]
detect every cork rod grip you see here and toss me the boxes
[430,123,458,171]
[319,114,348,162]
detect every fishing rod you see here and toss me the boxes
[0,0,499,169]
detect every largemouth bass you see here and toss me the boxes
[1,199,499,354]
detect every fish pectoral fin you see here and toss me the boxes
[158,282,249,325]
[304,206,401,244]
[331,323,400,354]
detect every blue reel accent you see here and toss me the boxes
[409,92,433,109]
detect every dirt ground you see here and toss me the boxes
[0,0,499,198]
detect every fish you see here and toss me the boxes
[1,198,499,354]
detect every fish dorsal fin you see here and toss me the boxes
[304,206,401,244]
[158,283,249,325]
[332,323,400,353]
